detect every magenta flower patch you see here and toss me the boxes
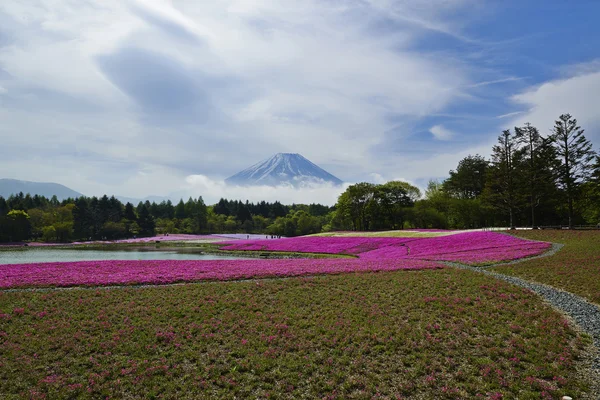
[0,231,550,288]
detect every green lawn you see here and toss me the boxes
[313,230,455,238]
[0,269,591,399]
[492,230,600,305]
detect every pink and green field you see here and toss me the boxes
[0,232,551,289]
[2,230,596,399]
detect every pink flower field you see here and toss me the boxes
[220,231,551,265]
[0,231,551,288]
[0,258,439,289]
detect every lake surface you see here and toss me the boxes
[0,248,252,265]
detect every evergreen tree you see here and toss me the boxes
[124,202,137,221]
[444,155,488,199]
[73,197,91,239]
[551,114,596,228]
[514,123,557,228]
[137,204,156,236]
[174,199,186,219]
[195,197,208,232]
[0,196,7,216]
[484,130,523,229]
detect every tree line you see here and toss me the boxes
[0,193,335,242]
[332,113,600,230]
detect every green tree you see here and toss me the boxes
[336,182,377,231]
[444,155,488,199]
[174,199,186,219]
[137,204,156,236]
[551,114,596,228]
[0,197,7,216]
[514,123,558,228]
[374,181,421,229]
[124,202,137,221]
[6,209,31,242]
[483,130,523,229]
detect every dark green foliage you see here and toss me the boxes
[335,181,421,231]
[1,209,31,241]
[124,202,137,221]
[550,114,596,228]
[482,130,523,229]
[137,204,156,237]
[0,196,7,216]
[514,123,558,228]
[443,154,488,199]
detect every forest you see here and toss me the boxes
[1,113,599,242]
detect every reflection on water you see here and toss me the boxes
[0,248,250,265]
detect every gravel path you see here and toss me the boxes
[444,243,600,379]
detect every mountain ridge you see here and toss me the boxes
[225,153,343,187]
[0,179,84,201]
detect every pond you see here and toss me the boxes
[0,247,252,265]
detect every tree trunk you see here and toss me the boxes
[530,198,536,229]
[509,207,515,230]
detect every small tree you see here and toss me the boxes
[444,155,488,199]
[551,114,596,228]
[6,210,31,242]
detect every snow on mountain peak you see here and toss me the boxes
[225,153,343,187]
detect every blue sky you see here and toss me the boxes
[1,0,599,204]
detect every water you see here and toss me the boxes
[0,248,251,265]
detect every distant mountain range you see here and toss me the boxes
[0,179,167,204]
[0,179,84,201]
[225,153,343,187]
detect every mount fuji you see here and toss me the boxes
[225,153,343,187]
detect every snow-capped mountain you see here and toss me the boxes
[225,153,343,187]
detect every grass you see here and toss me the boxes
[0,269,592,399]
[491,230,600,305]
[312,230,455,238]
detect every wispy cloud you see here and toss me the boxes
[184,175,348,205]
[469,77,525,88]
[508,67,600,141]
[429,125,454,141]
[496,111,524,119]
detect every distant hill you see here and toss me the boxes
[0,179,84,200]
[225,153,343,187]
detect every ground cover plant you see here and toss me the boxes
[0,232,551,289]
[221,232,551,266]
[0,269,592,399]
[313,230,454,238]
[0,258,440,289]
[492,230,600,305]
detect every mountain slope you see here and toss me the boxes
[0,179,84,200]
[225,153,343,187]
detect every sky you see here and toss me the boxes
[1,0,600,205]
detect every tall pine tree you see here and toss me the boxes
[484,130,522,229]
[551,114,596,228]
[514,123,557,228]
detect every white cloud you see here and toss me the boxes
[184,175,348,205]
[509,67,600,144]
[0,0,513,200]
[469,77,524,88]
[429,125,454,141]
[496,111,524,119]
